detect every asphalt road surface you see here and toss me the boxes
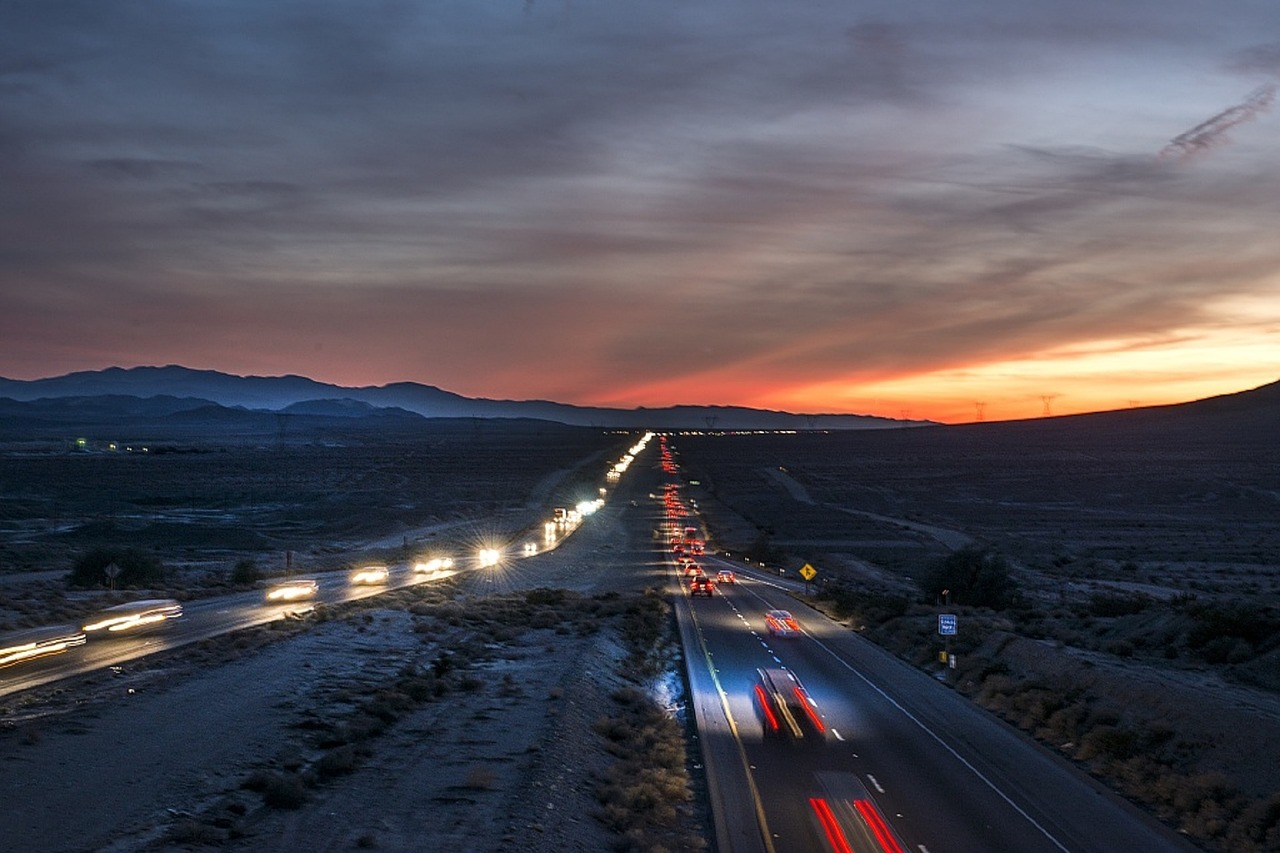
[673,549,1199,853]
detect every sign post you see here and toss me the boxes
[798,563,817,594]
[938,613,957,671]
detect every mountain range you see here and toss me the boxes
[0,365,922,431]
[2,366,1277,437]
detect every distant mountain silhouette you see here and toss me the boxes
[0,365,920,431]
[899,377,1280,449]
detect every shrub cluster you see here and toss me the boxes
[1182,600,1280,664]
[959,657,1280,851]
[592,687,703,852]
[67,546,166,589]
[919,548,1019,610]
[814,582,909,626]
[230,558,262,586]
[617,591,671,681]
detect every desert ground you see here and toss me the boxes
[1,424,711,853]
[675,410,1280,851]
[3,403,1280,852]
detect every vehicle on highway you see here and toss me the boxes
[350,565,390,585]
[683,561,703,577]
[808,771,907,853]
[413,557,455,575]
[264,578,319,602]
[689,575,715,596]
[765,609,801,637]
[755,667,825,741]
[0,625,87,668]
[82,599,184,637]
[716,569,736,584]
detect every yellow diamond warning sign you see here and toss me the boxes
[799,563,817,581]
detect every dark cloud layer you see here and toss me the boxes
[2,0,1279,420]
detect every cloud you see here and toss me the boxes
[3,1,1280,416]
[1160,84,1276,161]
[1226,42,1280,77]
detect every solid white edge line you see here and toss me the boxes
[734,580,1071,853]
[805,631,1072,853]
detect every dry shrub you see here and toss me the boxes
[317,744,360,778]
[246,771,306,809]
[168,818,223,844]
[591,677,694,849]
[463,766,499,790]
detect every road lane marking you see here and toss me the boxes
[867,774,885,794]
[831,728,845,741]
[680,570,777,853]
[805,631,1072,853]
[732,578,1072,852]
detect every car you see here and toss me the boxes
[350,565,389,585]
[0,625,86,668]
[684,561,703,577]
[413,557,455,574]
[265,578,319,602]
[716,569,736,584]
[765,609,801,637]
[808,772,907,853]
[689,575,715,596]
[82,599,183,636]
[754,667,825,740]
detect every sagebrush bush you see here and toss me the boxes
[68,547,166,588]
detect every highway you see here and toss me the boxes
[0,436,647,699]
[1,432,1202,852]
[673,552,1199,853]
[0,566,463,698]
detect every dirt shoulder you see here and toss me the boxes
[0,581,706,853]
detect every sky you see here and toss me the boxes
[2,1,1279,424]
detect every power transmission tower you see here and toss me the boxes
[974,402,986,422]
[1040,395,1058,417]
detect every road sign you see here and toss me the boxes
[938,613,958,636]
[799,563,817,581]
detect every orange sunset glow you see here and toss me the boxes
[2,3,1278,422]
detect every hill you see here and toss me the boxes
[0,365,921,431]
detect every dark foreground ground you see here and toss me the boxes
[2,397,1278,851]
[672,401,1280,851]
